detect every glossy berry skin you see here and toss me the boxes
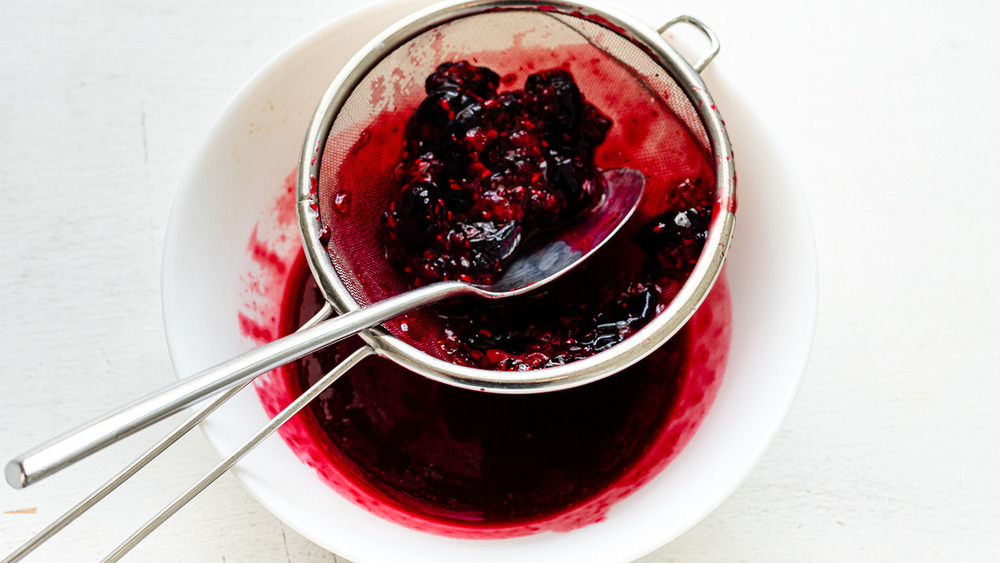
[391,183,445,252]
[634,205,711,277]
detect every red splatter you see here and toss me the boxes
[238,312,274,342]
[247,226,287,275]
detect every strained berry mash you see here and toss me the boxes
[385,61,612,286]
[383,62,714,371]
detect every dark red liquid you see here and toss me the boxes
[258,254,730,537]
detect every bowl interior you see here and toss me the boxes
[160,2,817,562]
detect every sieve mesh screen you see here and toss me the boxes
[316,8,713,359]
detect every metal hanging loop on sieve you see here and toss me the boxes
[658,15,720,73]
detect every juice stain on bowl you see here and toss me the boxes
[240,42,732,538]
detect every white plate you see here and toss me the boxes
[161,1,817,561]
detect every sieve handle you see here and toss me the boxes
[6,280,472,489]
[658,15,720,73]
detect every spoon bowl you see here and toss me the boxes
[486,168,645,295]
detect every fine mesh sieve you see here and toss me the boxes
[298,0,736,392]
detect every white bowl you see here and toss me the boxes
[161,1,817,561]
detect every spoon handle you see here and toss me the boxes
[6,280,470,489]
[102,346,374,563]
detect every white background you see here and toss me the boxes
[1,0,998,561]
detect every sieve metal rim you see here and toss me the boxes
[297,0,736,393]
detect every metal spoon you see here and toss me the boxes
[6,167,645,490]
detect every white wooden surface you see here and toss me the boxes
[1,0,998,561]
